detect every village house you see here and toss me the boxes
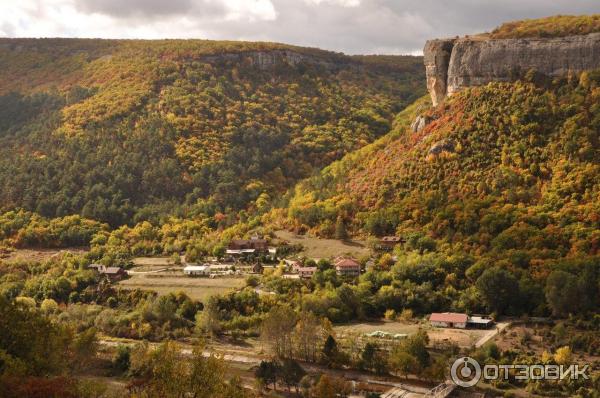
[429,312,468,329]
[334,257,361,277]
[88,263,104,271]
[298,266,317,279]
[226,236,269,256]
[284,259,302,271]
[89,264,126,281]
[379,236,405,249]
[429,313,494,329]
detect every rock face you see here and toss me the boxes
[428,139,455,156]
[199,50,351,72]
[424,33,600,105]
[423,39,456,107]
[410,115,431,132]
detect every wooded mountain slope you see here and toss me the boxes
[490,14,600,39]
[285,72,600,289]
[0,38,424,226]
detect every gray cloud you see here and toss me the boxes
[0,21,16,36]
[76,0,207,18]
[175,0,600,54]
[2,0,600,54]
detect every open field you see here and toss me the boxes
[132,256,175,266]
[117,274,246,301]
[275,230,370,259]
[0,247,88,263]
[427,326,490,348]
[334,320,422,337]
[334,320,493,348]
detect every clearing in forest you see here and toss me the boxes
[275,230,370,259]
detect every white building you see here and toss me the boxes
[467,315,494,329]
[183,265,209,276]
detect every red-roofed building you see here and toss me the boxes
[429,312,468,329]
[334,257,361,277]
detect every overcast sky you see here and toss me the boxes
[0,0,598,54]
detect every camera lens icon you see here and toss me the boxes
[451,357,482,388]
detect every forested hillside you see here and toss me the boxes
[0,38,425,226]
[282,71,600,316]
[490,14,600,38]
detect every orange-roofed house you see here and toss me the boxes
[429,312,468,329]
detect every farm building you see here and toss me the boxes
[226,236,268,254]
[226,248,257,255]
[298,267,317,279]
[334,257,361,277]
[88,263,104,271]
[379,236,405,249]
[284,259,302,271]
[89,264,126,281]
[429,312,468,329]
[183,265,210,276]
[467,315,494,329]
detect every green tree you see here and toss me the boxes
[334,216,348,240]
[360,342,388,374]
[196,297,222,337]
[389,330,430,378]
[261,305,297,359]
[545,271,579,317]
[476,267,520,315]
[279,359,306,392]
[322,335,339,368]
[389,350,417,379]
[112,345,131,375]
[255,360,279,391]
[0,296,70,377]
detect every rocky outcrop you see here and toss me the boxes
[424,33,600,105]
[423,39,456,107]
[199,50,351,72]
[428,139,455,156]
[410,115,432,132]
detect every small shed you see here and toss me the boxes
[183,265,209,276]
[467,315,494,329]
[100,267,127,281]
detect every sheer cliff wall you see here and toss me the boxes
[424,33,600,105]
